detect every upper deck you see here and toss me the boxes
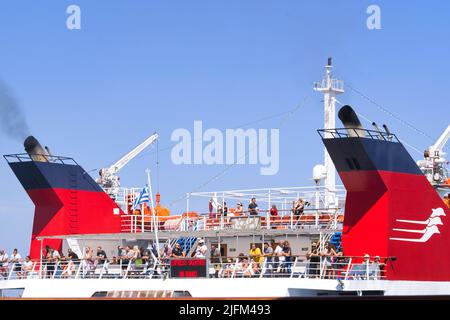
[106,185,346,237]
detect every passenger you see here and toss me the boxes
[263,242,273,276]
[248,198,259,216]
[84,247,95,277]
[332,249,346,278]
[160,243,172,266]
[171,243,185,258]
[235,202,244,216]
[0,249,8,278]
[131,245,141,271]
[96,246,108,274]
[21,256,33,279]
[209,198,214,218]
[210,244,222,278]
[292,199,305,221]
[369,256,386,280]
[350,254,371,279]
[274,241,285,275]
[282,241,292,275]
[222,259,234,278]
[249,243,263,264]
[269,205,278,228]
[96,246,108,267]
[223,202,228,217]
[306,243,320,278]
[194,239,207,258]
[67,248,79,265]
[270,205,278,216]
[45,246,55,278]
[235,254,246,277]
[444,194,450,209]
[216,205,223,218]
[61,255,76,278]
[242,258,253,278]
[321,243,337,279]
[10,248,22,278]
[250,261,260,277]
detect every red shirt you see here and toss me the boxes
[270,207,278,216]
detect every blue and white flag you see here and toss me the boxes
[132,186,150,210]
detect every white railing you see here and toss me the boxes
[0,255,388,281]
[120,208,344,233]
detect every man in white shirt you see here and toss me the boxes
[273,241,285,274]
[0,249,8,278]
[10,248,22,278]
[195,239,207,258]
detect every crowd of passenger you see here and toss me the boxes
[0,240,385,280]
[207,197,310,219]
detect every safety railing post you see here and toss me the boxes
[290,257,298,278]
[8,263,15,280]
[344,258,352,281]
[52,261,59,279]
[75,260,82,279]
[260,257,266,278]
[231,258,238,278]
[365,260,369,280]
[99,261,107,279]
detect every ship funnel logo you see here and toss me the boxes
[389,208,446,243]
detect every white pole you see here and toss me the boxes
[146,169,160,258]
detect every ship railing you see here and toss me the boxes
[3,153,79,165]
[318,128,399,142]
[119,207,344,233]
[0,255,390,281]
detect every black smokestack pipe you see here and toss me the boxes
[372,122,383,139]
[382,124,393,141]
[24,136,49,162]
[337,105,366,137]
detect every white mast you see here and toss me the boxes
[313,58,344,208]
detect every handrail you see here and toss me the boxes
[317,128,399,142]
[0,254,390,282]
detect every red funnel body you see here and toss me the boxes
[322,130,450,281]
[5,155,123,259]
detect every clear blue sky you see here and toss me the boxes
[0,0,449,255]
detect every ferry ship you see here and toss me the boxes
[1,60,449,298]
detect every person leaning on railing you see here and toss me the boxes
[0,249,8,278]
[262,243,274,276]
[305,243,320,278]
[210,244,222,278]
[21,256,33,279]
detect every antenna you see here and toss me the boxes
[313,58,344,208]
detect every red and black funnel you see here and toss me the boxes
[4,136,124,259]
[320,105,450,281]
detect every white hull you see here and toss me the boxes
[2,278,450,298]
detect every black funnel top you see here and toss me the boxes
[338,105,363,129]
[24,136,40,153]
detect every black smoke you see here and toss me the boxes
[0,79,30,141]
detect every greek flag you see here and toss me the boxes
[132,186,150,210]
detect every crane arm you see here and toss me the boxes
[430,125,450,153]
[107,133,159,175]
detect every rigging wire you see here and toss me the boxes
[346,82,435,142]
[167,96,311,208]
[334,98,424,156]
